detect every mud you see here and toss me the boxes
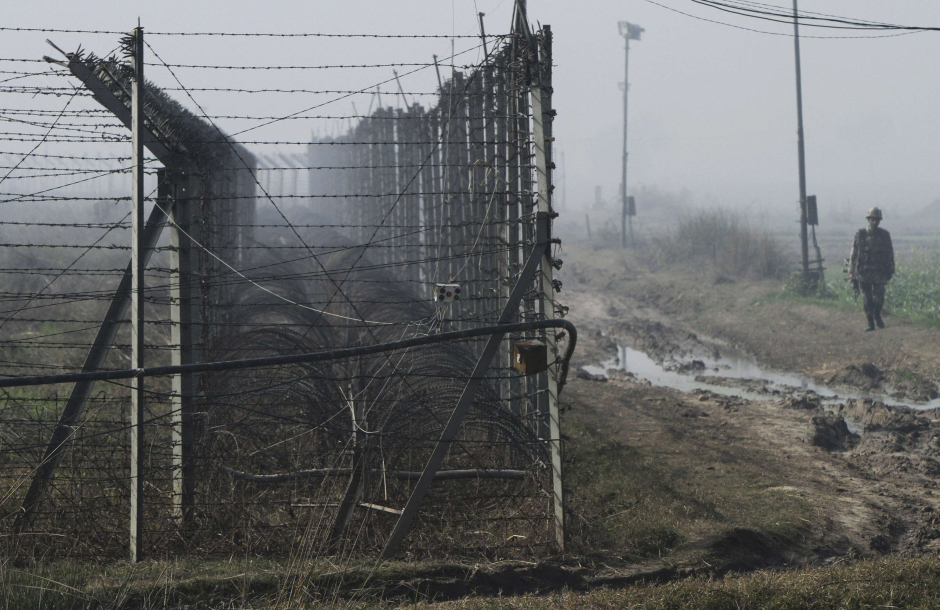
[809,413,859,451]
[560,248,940,569]
[583,327,940,412]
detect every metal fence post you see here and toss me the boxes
[129,25,146,563]
[166,169,195,531]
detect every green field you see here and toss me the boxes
[782,248,940,327]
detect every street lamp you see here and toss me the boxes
[619,21,644,41]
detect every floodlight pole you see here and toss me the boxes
[792,0,811,279]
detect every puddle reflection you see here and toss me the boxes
[584,344,940,411]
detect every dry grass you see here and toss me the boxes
[423,555,940,609]
[561,394,814,566]
[652,209,789,280]
[9,554,940,608]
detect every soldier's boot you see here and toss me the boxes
[865,315,876,332]
[874,311,885,329]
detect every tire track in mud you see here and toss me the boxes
[565,285,940,566]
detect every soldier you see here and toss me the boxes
[849,207,895,331]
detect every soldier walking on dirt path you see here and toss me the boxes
[849,207,895,332]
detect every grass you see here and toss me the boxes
[564,426,690,560]
[561,402,813,566]
[11,553,940,608]
[776,248,940,327]
[652,209,789,280]
[425,555,940,609]
[886,249,940,326]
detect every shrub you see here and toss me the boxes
[654,209,789,279]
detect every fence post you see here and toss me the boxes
[166,169,195,531]
[16,35,184,533]
[529,24,565,553]
[494,61,512,406]
[129,25,146,563]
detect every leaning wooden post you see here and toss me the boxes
[129,25,146,563]
[165,169,195,531]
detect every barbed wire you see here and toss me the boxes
[0,27,501,38]
[0,22,562,563]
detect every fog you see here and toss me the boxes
[3,0,940,229]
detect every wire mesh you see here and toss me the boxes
[0,20,564,562]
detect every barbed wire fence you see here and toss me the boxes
[0,5,569,564]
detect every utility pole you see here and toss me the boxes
[792,0,810,279]
[618,21,643,249]
[129,24,145,563]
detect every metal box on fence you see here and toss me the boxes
[513,340,548,375]
[434,283,461,304]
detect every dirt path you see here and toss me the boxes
[563,245,940,401]
[556,246,940,573]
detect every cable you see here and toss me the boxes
[642,0,929,39]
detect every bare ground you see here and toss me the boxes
[555,244,940,579]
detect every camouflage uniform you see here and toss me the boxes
[849,225,894,328]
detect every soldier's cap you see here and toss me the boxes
[866,206,883,220]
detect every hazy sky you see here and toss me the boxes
[4,1,940,223]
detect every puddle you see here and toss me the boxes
[584,342,940,412]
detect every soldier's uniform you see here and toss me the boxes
[849,207,894,331]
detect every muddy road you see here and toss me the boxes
[557,246,940,574]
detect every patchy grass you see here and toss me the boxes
[564,424,691,560]
[561,396,814,567]
[427,555,940,609]
[0,557,424,609]
[14,553,940,608]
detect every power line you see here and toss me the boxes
[642,0,929,38]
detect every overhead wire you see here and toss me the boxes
[642,0,930,38]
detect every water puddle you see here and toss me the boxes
[583,341,940,412]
